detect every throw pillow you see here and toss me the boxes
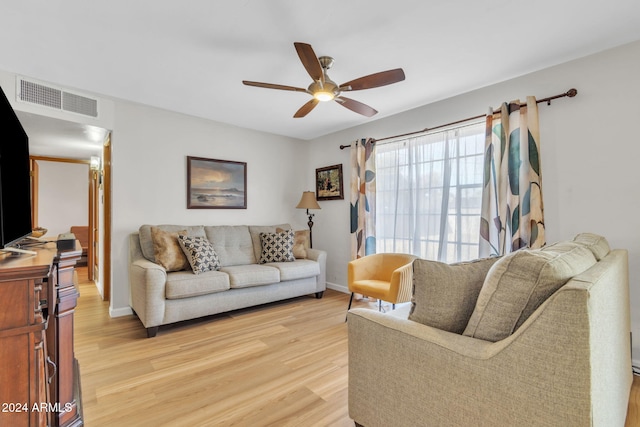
[150,227,190,272]
[277,227,309,259]
[259,230,295,263]
[408,257,500,334]
[573,232,610,261]
[177,235,221,274]
[463,241,596,342]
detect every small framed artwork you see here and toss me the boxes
[187,156,247,209]
[316,164,344,201]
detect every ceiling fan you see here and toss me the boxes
[242,42,405,118]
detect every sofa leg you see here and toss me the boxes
[146,327,159,338]
[315,291,324,299]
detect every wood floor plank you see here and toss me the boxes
[74,267,640,426]
[626,374,640,427]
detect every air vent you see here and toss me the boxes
[17,77,99,118]
[62,91,98,117]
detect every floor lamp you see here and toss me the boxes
[296,191,321,247]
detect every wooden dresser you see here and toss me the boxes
[0,242,83,427]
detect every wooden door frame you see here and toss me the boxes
[102,136,112,302]
[30,159,39,228]
[88,162,98,282]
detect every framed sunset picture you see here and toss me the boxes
[187,156,247,209]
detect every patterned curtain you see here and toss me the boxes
[350,138,376,259]
[479,97,545,257]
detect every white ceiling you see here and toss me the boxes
[15,111,108,158]
[1,1,640,156]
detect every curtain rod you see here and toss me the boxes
[339,88,577,149]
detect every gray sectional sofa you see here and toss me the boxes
[129,223,326,337]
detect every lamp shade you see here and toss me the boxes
[296,191,321,210]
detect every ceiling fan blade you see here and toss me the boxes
[340,68,405,91]
[294,42,324,83]
[243,80,308,93]
[336,96,378,117]
[294,99,319,118]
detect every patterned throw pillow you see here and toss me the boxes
[277,227,309,259]
[177,235,221,274]
[259,230,295,263]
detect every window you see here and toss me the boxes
[375,121,485,263]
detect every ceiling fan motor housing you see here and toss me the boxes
[309,79,339,101]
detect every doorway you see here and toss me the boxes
[16,111,112,302]
[30,143,111,301]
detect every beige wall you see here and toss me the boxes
[37,161,88,237]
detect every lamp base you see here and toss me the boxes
[307,210,314,248]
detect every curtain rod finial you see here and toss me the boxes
[567,88,578,97]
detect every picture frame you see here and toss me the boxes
[187,156,247,209]
[316,164,344,201]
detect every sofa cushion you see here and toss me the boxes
[249,224,291,262]
[165,270,230,299]
[150,227,190,272]
[178,235,221,274]
[220,264,280,288]
[139,224,205,262]
[463,241,597,342]
[205,226,255,266]
[573,232,610,260]
[409,257,500,334]
[259,230,295,263]
[267,259,320,281]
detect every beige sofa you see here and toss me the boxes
[348,233,632,426]
[129,224,326,337]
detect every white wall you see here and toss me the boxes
[110,101,310,315]
[37,161,88,237]
[307,40,640,362]
[2,40,638,361]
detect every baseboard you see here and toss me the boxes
[109,306,133,318]
[327,282,349,294]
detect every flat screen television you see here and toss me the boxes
[0,85,33,250]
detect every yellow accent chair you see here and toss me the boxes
[347,253,417,318]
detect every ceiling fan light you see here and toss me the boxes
[314,91,335,102]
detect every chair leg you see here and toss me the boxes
[392,303,396,310]
[346,292,354,322]
[378,299,382,311]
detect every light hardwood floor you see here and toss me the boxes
[74,268,640,426]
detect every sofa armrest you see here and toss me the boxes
[129,233,167,329]
[305,248,327,292]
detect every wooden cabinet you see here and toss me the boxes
[0,242,82,427]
